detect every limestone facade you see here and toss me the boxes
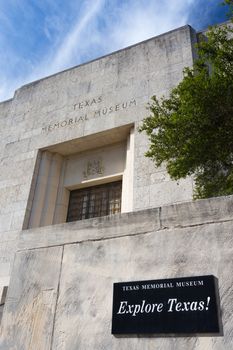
[1,24,231,348]
[0,25,196,293]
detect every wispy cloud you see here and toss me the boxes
[0,0,227,102]
[51,0,105,71]
[105,0,195,49]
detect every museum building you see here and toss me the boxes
[0,24,232,349]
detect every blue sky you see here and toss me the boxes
[0,0,229,102]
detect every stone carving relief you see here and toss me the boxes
[83,158,104,180]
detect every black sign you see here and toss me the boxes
[112,275,221,335]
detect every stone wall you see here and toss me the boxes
[1,195,233,349]
[0,25,197,292]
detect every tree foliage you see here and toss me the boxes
[139,2,233,199]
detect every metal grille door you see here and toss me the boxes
[67,181,122,222]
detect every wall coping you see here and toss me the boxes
[18,195,233,251]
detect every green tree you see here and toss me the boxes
[139,1,233,199]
